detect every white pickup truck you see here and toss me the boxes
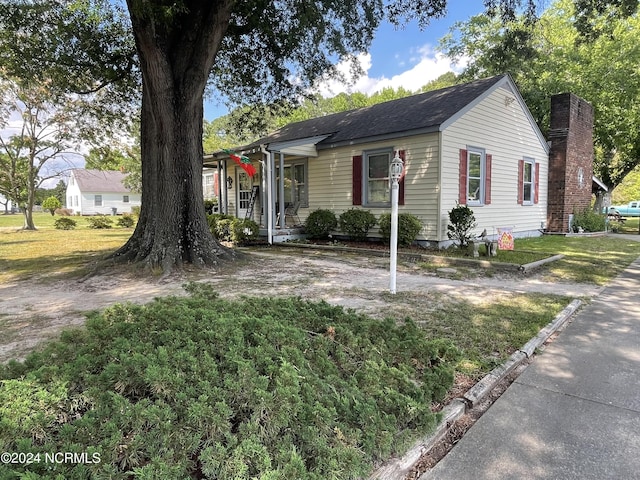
[605,201,640,217]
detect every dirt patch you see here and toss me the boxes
[0,247,602,364]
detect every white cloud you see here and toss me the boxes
[316,45,468,98]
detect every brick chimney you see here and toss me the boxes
[546,93,594,233]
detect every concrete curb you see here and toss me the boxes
[367,298,582,480]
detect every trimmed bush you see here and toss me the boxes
[86,215,114,229]
[339,208,377,242]
[572,208,606,232]
[305,209,338,239]
[378,213,423,247]
[0,286,459,479]
[53,217,77,230]
[207,214,259,244]
[116,214,135,228]
[230,218,259,245]
[447,204,477,248]
[207,213,235,241]
[204,199,218,215]
[130,205,141,218]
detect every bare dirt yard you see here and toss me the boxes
[0,247,602,364]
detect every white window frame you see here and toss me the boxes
[363,147,393,207]
[467,147,485,206]
[123,195,130,203]
[95,195,102,207]
[522,157,535,205]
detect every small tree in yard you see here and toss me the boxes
[447,204,477,248]
[41,196,61,216]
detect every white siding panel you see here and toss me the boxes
[305,135,440,240]
[441,86,548,241]
[80,192,141,215]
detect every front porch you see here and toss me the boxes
[204,136,325,244]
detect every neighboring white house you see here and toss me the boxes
[66,169,141,215]
[0,193,14,214]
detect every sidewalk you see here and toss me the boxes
[420,253,640,480]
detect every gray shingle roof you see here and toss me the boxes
[253,75,507,148]
[71,169,133,193]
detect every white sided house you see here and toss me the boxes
[204,74,594,245]
[66,169,141,215]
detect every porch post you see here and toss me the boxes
[216,160,222,212]
[267,151,275,244]
[221,159,228,215]
[279,152,286,228]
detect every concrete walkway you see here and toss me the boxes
[421,251,640,480]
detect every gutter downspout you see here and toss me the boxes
[436,131,443,243]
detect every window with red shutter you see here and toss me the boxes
[485,154,492,205]
[460,148,491,206]
[519,158,535,205]
[534,162,539,204]
[398,150,406,206]
[352,155,362,205]
[458,149,468,204]
[517,159,524,205]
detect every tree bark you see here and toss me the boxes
[115,0,235,272]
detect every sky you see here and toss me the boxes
[203,0,490,121]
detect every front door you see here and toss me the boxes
[236,170,253,219]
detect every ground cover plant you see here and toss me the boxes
[0,285,460,480]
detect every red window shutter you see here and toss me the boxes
[517,159,524,205]
[398,150,406,206]
[534,162,540,204]
[352,155,362,205]
[458,149,468,204]
[484,154,492,205]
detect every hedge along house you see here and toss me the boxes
[204,74,594,245]
[66,169,141,216]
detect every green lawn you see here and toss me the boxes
[0,212,133,282]
[516,234,640,284]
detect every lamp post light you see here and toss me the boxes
[389,151,404,294]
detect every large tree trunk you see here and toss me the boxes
[115,0,234,272]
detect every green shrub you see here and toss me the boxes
[204,199,218,215]
[53,217,77,230]
[0,286,459,479]
[116,214,135,228]
[42,196,62,216]
[339,208,377,242]
[572,208,606,232]
[447,204,477,248]
[207,213,235,241]
[378,213,423,246]
[86,215,114,229]
[305,209,338,239]
[230,218,259,245]
[130,205,141,218]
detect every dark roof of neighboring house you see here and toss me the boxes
[248,74,508,149]
[70,169,133,193]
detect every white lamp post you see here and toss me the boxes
[389,151,404,294]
